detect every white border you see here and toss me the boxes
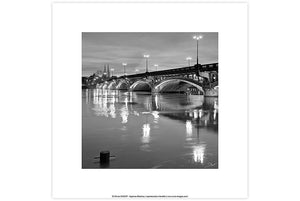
[52,2,248,198]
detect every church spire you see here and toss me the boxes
[107,64,110,77]
[104,64,107,74]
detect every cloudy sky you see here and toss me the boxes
[82,32,218,76]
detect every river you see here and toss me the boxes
[82,89,218,169]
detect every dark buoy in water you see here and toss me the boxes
[100,151,110,164]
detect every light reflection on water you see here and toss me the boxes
[142,123,151,144]
[186,120,193,139]
[193,144,206,164]
[82,89,218,169]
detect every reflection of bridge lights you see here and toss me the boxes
[154,95,159,109]
[109,104,116,118]
[213,109,217,121]
[110,90,115,96]
[111,96,116,104]
[120,106,129,124]
[193,110,198,119]
[102,94,107,107]
[186,120,193,137]
[144,98,150,110]
[142,124,150,143]
[193,144,206,164]
[103,90,108,97]
[198,109,202,118]
[124,97,128,108]
[93,90,98,104]
[214,100,218,110]
[152,111,160,123]
[91,91,111,117]
[102,102,109,117]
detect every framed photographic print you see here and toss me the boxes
[52,2,248,199]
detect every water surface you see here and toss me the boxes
[82,89,218,168]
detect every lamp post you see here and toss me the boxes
[122,63,127,76]
[186,57,192,67]
[143,54,150,72]
[135,69,139,74]
[193,35,202,65]
[154,64,158,71]
[111,68,114,76]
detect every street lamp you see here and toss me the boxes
[143,54,150,72]
[193,35,202,65]
[186,57,192,67]
[111,68,114,76]
[122,63,127,76]
[135,69,139,74]
[154,64,158,71]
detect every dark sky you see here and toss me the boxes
[82,32,218,76]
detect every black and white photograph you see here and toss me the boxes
[82,32,218,169]
[7,0,300,200]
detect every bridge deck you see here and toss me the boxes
[116,63,218,80]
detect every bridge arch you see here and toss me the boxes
[129,80,153,92]
[116,80,130,90]
[97,83,104,89]
[102,83,109,89]
[154,78,204,94]
[107,81,117,90]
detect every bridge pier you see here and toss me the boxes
[204,88,218,97]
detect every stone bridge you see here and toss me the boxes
[97,63,218,97]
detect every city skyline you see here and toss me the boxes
[82,32,218,77]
